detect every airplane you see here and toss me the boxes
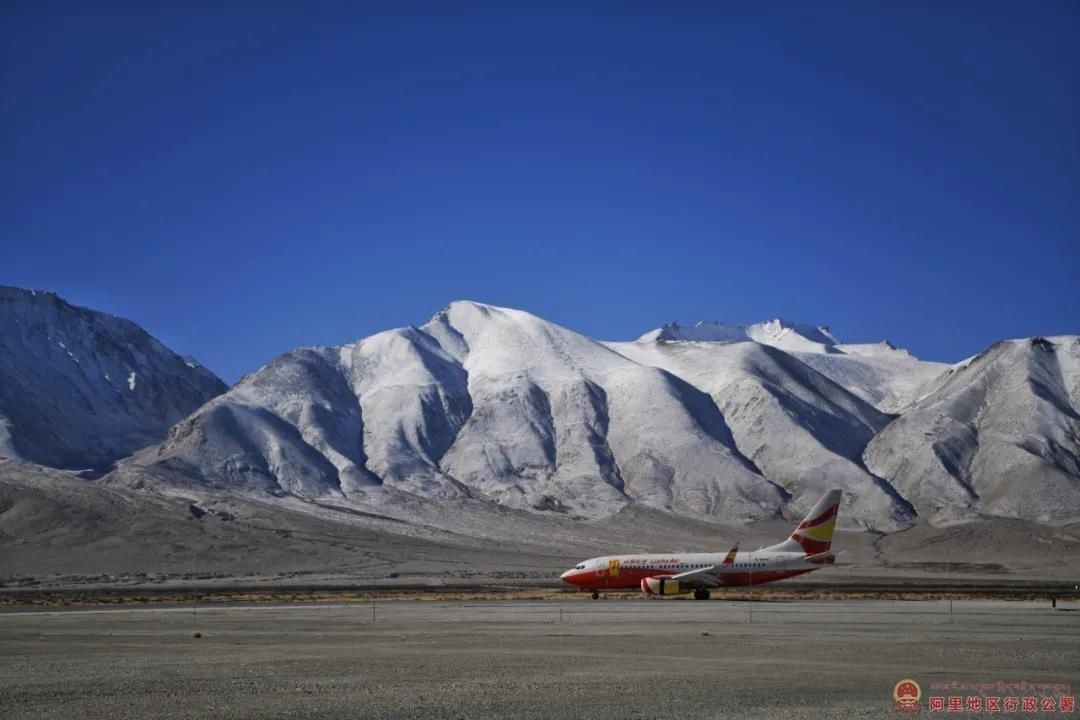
[560,489,843,599]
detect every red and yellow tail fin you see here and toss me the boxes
[766,490,841,555]
[722,544,739,565]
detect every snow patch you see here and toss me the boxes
[639,318,840,354]
[835,341,909,358]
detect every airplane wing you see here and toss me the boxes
[668,563,725,589]
[665,543,740,588]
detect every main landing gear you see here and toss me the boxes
[591,590,600,600]
[693,589,711,601]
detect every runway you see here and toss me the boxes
[2,600,1077,719]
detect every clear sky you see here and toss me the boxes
[4,1,1078,382]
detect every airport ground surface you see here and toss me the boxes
[3,576,1080,608]
[1,599,1078,719]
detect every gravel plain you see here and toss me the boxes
[1,599,1078,719]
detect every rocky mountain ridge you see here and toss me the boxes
[3,289,1077,528]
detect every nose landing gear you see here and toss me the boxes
[591,590,600,600]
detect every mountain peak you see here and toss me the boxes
[437,299,509,316]
[0,286,227,470]
[638,318,839,354]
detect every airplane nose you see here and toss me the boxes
[560,569,576,584]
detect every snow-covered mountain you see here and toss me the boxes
[607,339,914,527]
[116,302,1080,527]
[0,287,227,471]
[131,302,788,523]
[3,288,1076,529]
[637,319,949,413]
[865,336,1080,524]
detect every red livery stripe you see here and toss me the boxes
[796,503,838,530]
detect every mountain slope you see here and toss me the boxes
[864,336,1080,523]
[0,287,227,471]
[608,339,913,529]
[638,319,949,414]
[792,343,950,413]
[129,302,788,521]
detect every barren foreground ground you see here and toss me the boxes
[1,600,1078,719]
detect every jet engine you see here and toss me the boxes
[641,576,686,595]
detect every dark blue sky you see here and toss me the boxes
[4,1,1078,382]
